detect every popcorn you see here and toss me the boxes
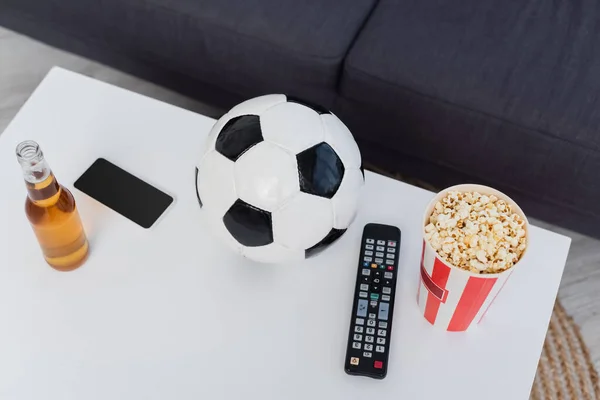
[425,191,527,274]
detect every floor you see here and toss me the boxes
[2,26,600,370]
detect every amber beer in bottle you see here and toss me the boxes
[16,141,89,271]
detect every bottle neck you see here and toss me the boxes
[16,141,62,207]
[25,173,62,206]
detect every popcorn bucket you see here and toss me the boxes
[417,184,529,331]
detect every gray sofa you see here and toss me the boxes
[2,0,599,238]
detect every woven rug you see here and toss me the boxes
[531,301,599,399]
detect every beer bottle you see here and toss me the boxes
[16,140,89,271]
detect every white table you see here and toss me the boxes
[0,68,571,400]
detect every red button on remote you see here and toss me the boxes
[387,266,394,271]
[374,361,383,369]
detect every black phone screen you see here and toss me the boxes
[74,158,174,229]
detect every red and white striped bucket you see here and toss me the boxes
[417,184,529,331]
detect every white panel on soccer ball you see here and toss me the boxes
[332,168,363,229]
[227,94,286,118]
[322,113,361,169]
[197,150,238,217]
[259,102,325,153]
[273,192,333,250]
[242,243,304,264]
[234,142,299,212]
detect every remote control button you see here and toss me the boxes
[377,240,385,245]
[362,269,371,276]
[387,253,395,259]
[367,319,376,327]
[370,263,378,269]
[382,287,391,294]
[364,344,373,351]
[376,246,385,252]
[374,360,384,369]
[374,270,381,276]
[356,318,365,325]
[366,327,375,335]
[378,302,390,321]
[371,285,380,292]
[385,259,393,265]
[357,299,368,317]
[364,257,372,262]
[387,266,394,271]
[370,300,378,308]
[365,336,374,343]
[379,264,386,269]
[359,291,368,298]
[377,337,386,345]
[375,258,383,264]
[352,342,362,350]
[384,272,393,279]
[381,295,391,302]
[388,241,396,247]
[377,329,387,337]
[376,346,385,353]
[373,279,380,285]
[364,250,373,256]
[361,276,370,284]
[369,313,376,319]
[386,247,394,253]
[350,357,360,365]
[355,326,364,333]
[362,261,369,267]
[353,334,363,341]
[365,244,374,250]
[363,352,372,358]
[366,239,374,244]
[360,284,369,291]
[375,252,384,258]
[378,321,388,328]
[370,293,379,300]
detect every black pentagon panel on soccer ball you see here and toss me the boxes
[215,115,264,161]
[305,228,347,258]
[297,142,345,199]
[286,96,330,115]
[223,199,273,247]
[195,167,203,208]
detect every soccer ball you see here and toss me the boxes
[195,94,364,263]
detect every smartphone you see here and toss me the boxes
[74,158,174,229]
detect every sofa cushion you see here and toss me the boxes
[339,0,600,222]
[342,0,600,150]
[3,0,377,107]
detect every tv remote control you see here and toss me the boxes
[344,223,401,379]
